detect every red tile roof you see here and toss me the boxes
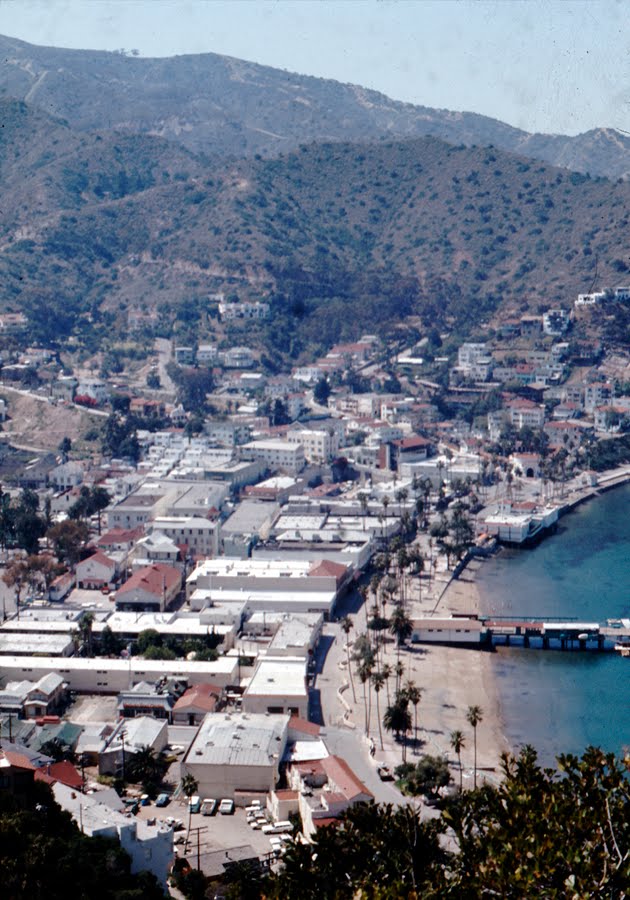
[288,715,321,737]
[173,683,221,713]
[35,760,83,790]
[308,560,348,581]
[116,563,181,599]
[0,750,36,771]
[79,550,116,568]
[313,817,340,829]
[321,755,373,801]
[395,436,430,450]
[97,526,144,547]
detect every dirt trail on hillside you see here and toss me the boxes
[0,388,98,452]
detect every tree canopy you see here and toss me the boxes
[267,745,630,898]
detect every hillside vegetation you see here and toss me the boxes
[1,33,630,178]
[1,96,629,360]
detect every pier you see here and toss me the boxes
[481,615,630,652]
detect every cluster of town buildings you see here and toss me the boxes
[0,283,628,884]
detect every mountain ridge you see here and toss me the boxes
[0,33,629,178]
[1,97,629,360]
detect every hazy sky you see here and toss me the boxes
[0,0,627,136]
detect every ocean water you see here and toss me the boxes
[476,483,630,767]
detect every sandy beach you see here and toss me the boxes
[332,552,510,789]
[332,465,630,789]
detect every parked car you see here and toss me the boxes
[201,798,217,816]
[155,793,170,808]
[219,798,235,815]
[188,795,202,814]
[377,764,394,781]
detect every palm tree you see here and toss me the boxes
[359,493,368,530]
[395,487,408,519]
[466,705,484,790]
[127,744,164,787]
[371,671,386,750]
[358,584,369,628]
[381,496,390,547]
[394,660,405,696]
[340,615,356,702]
[181,772,199,848]
[405,682,423,754]
[381,662,392,707]
[383,696,412,763]
[79,611,95,657]
[396,546,409,605]
[357,657,374,737]
[389,605,413,660]
[450,730,466,792]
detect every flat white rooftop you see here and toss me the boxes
[245,657,307,699]
[190,588,336,612]
[0,655,238,678]
[190,558,315,580]
[0,633,74,655]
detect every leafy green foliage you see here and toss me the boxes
[395,754,451,799]
[0,781,165,899]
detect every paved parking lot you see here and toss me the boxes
[136,799,279,862]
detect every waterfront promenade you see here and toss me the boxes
[316,462,630,797]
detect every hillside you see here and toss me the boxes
[1,101,629,360]
[1,33,629,178]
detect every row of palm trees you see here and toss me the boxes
[450,705,484,790]
[342,605,485,787]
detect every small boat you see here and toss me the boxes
[614,644,630,658]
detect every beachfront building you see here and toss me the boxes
[410,617,486,645]
[186,558,345,617]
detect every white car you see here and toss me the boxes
[218,798,235,815]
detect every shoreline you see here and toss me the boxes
[428,463,630,776]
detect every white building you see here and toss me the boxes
[181,711,289,799]
[410,617,486,645]
[219,301,269,321]
[240,439,305,475]
[149,516,219,557]
[197,343,219,365]
[53,782,173,887]
[242,656,309,718]
[76,377,109,404]
[287,428,338,463]
[0,656,239,693]
[49,461,84,490]
[99,716,168,776]
[457,343,488,368]
[542,308,569,336]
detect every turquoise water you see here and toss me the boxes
[476,483,630,766]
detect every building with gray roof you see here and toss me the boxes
[181,711,289,799]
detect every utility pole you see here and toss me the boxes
[120,730,126,782]
[186,825,208,870]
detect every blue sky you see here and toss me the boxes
[0,0,627,136]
